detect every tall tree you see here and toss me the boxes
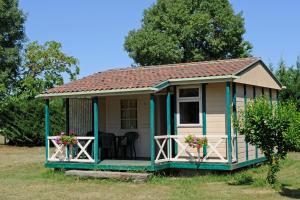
[124,0,252,66]
[276,57,300,110]
[1,41,80,146]
[0,0,25,108]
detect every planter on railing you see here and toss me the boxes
[47,135,95,163]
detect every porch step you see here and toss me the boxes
[65,170,152,182]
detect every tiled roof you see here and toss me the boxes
[44,57,259,94]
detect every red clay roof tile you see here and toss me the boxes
[45,57,259,94]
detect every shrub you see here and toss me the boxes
[234,97,300,184]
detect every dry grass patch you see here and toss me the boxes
[0,145,299,200]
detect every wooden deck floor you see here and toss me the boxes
[99,160,151,167]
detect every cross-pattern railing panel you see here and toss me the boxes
[154,135,237,164]
[47,136,95,163]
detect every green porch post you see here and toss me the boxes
[173,87,178,156]
[232,82,238,162]
[202,83,207,156]
[226,82,232,164]
[45,99,50,162]
[276,90,279,102]
[65,98,69,134]
[166,91,171,159]
[150,94,155,166]
[93,97,99,163]
[244,84,248,161]
[262,87,264,96]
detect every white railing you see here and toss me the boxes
[47,136,95,163]
[154,135,237,164]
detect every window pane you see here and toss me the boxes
[129,120,137,129]
[121,100,128,108]
[129,110,137,118]
[121,110,127,119]
[129,100,137,108]
[120,99,137,129]
[121,120,129,129]
[179,102,199,124]
[179,88,199,97]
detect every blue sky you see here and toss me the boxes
[20,0,300,79]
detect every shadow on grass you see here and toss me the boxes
[228,174,254,186]
[279,185,300,199]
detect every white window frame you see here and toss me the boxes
[120,99,138,130]
[176,85,202,127]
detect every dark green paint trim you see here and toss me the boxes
[262,87,264,95]
[150,94,155,166]
[226,82,232,164]
[155,80,170,91]
[230,157,267,170]
[93,97,99,163]
[173,86,178,156]
[45,157,267,172]
[253,86,256,99]
[244,85,248,161]
[170,162,232,170]
[45,162,152,171]
[65,98,69,134]
[202,83,207,156]
[166,91,171,158]
[45,99,50,162]
[232,82,238,162]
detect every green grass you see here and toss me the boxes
[0,145,299,200]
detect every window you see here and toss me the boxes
[177,87,201,125]
[121,99,137,129]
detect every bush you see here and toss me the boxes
[1,99,65,146]
[235,97,300,184]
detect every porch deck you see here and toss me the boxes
[45,157,267,172]
[100,160,150,167]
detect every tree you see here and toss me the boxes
[124,0,252,66]
[0,0,25,111]
[1,41,80,146]
[235,98,300,185]
[276,58,300,110]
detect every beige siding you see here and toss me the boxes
[106,94,150,157]
[272,89,278,104]
[206,83,227,158]
[236,84,246,162]
[256,86,262,97]
[234,63,281,90]
[206,83,226,136]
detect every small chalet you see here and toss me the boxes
[37,57,282,171]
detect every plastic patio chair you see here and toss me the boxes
[118,132,139,159]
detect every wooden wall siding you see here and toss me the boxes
[105,94,151,158]
[234,63,281,90]
[69,98,92,136]
[206,82,227,157]
[236,83,246,162]
[272,89,278,104]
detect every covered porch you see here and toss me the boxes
[43,83,251,172]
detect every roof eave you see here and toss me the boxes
[36,75,239,99]
[154,75,239,91]
[35,87,158,99]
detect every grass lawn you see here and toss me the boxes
[0,145,299,200]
